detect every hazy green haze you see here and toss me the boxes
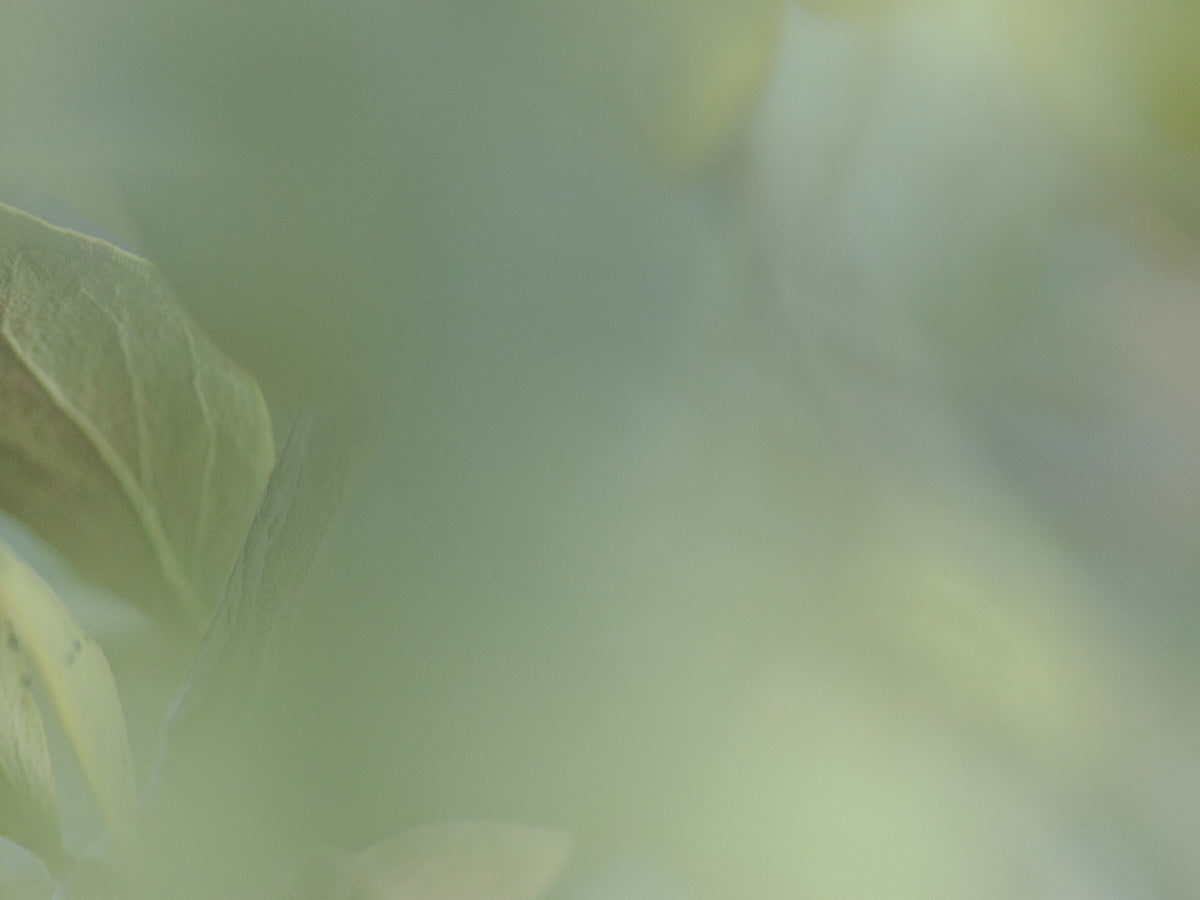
[3,2,1200,898]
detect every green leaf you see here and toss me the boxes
[149,408,370,801]
[0,200,274,631]
[345,822,570,900]
[0,610,63,874]
[0,540,138,871]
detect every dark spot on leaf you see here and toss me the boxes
[22,673,31,689]
[62,639,84,666]
[6,632,18,652]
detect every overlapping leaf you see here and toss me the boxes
[0,201,274,631]
[0,540,136,872]
[0,612,62,874]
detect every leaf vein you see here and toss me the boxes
[0,257,201,625]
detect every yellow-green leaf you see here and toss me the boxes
[613,0,786,176]
[0,615,63,874]
[0,200,274,631]
[345,823,570,900]
[0,540,137,870]
[994,0,1200,226]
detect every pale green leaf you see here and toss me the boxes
[0,540,137,870]
[0,200,274,631]
[0,615,63,874]
[150,408,370,801]
[345,823,570,900]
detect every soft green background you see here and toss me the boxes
[4,2,1200,898]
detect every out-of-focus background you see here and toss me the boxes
[4,1,1200,897]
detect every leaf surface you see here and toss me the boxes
[149,408,370,800]
[0,607,63,873]
[0,539,138,870]
[0,200,274,630]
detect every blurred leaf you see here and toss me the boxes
[850,495,1119,776]
[792,0,945,18]
[0,855,53,900]
[46,855,127,900]
[345,823,570,900]
[618,0,786,176]
[994,0,1200,226]
[0,540,137,871]
[0,613,62,874]
[0,201,274,631]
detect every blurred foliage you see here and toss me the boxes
[2,1,1200,899]
[994,0,1200,226]
[795,0,948,19]
[597,0,787,175]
